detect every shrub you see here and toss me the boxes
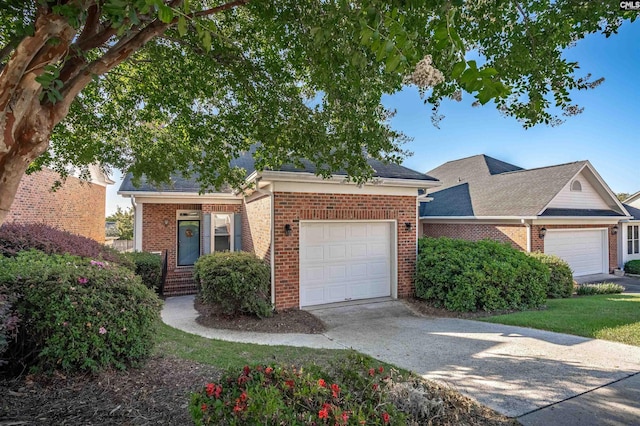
[415,237,549,312]
[123,251,163,291]
[0,223,131,268]
[528,252,574,298]
[0,288,19,366]
[0,250,162,373]
[624,260,640,275]
[189,354,410,425]
[576,283,625,295]
[195,252,272,318]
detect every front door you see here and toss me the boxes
[177,220,200,266]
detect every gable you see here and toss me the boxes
[546,170,610,211]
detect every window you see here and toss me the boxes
[571,180,582,191]
[213,214,233,252]
[628,225,639,255]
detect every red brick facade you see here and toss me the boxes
[6,168,107,242]
[242,194,271,262]
[422,223,528,250]
[272,192,417,309]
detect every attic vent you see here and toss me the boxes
[571,180,582,192]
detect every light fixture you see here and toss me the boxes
[405,222,412,231]
[612,225,618,235]
[539,227,547,239]
[163,218,170,227]
[284,224,292,236]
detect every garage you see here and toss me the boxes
[299,221,393,307]
[544,229,608,276]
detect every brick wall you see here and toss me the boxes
[142,203,240,273]
[6,168,107,242]
[242,194,271,262]
[272,192,417,309]
[422,223,528,250]
[531,224,618,272]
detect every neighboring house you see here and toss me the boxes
[118,150,439,309]
[620,192,640,268]
[6,165,113,243]
[420,155,631,277]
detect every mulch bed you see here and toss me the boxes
[194,299,326,334]
[0,356,222,425]
[404,298,547,319]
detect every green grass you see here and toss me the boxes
[481,294,640,346]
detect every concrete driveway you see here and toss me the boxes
[575,273,640,293]
[311,300,640,421]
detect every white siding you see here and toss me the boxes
[547,171,610,210]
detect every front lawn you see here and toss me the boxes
[481,294,640,346]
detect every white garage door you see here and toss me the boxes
[544,229,607,276]
[299,222,392,307]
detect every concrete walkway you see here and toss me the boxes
[162,296,640,423]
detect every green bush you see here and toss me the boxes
[415,238,549,312]
[0,250,162,373]
[528,252,574,298]
[123,251,163,291]
[576,283,625,295]
[195,252,272,318]
[190,354,410,425]
[624,260,640,275]
[0,288,19,366]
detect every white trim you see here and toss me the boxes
[133,197,143,252]
[524,221,531,252]
[125,196,242,205]
[298,219,398,309]
[210,212,234,253]
[118,190,240,199]
[532,217,624,225]
[623,191,640,204]
[421,215,538,220]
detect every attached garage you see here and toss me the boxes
[544,229,608,276]
[299,221,394,307]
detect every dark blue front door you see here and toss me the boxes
[177,220,200,266]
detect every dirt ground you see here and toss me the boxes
[195,299,326,334]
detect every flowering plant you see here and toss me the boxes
[189,354,406,425]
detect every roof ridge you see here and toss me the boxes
[498,160,587,176]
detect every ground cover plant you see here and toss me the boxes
[482,294,640,346]
[576,283,625,296]
[195,252,272,318]
[0,250,161,373]
[415,237,549,312]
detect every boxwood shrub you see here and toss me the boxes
[624,259,640,275]
[0,250,162,373]
[123,251,163,291]
[528,252,574,298]
[195,252,272,318]
[415,237,549,312]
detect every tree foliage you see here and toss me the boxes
[106,206,133,240]
[0,1,635,224]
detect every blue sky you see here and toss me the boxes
[106,21,640,216]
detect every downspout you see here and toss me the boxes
[131,195,143,252]
[522,219,531,252]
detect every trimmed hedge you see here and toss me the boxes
[415,237,549,312]
[528,252,574,298]
[0,223,131,268]
[123,251,163,291]
[0,250,162,373]
[624,259,640,275]
[195,252,272,318]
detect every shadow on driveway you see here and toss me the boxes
[312,301,640,418]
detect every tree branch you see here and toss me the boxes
[515,1,537,53]
[190,0,251,18]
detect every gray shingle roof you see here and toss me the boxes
[120,148,435,193]
[540,208,625,217]
[422,154,592,217]
[624,203,640,220]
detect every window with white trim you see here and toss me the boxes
[213,213,233,252]
[628,225,639,255]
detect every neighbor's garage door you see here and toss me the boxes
[299,222,392,307]
[544,229,607,276]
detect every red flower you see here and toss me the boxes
[318,407,329,419]
[368,368,375,377]
[214,384,222,399]
[233,404,243,413]
[240,391,247,402]
[378,366,384,373]
[342,411,349,422]
[381,412,390,424]
[285,379,295,389]
[205,383,215,396]
[372,383,379,391]
[331,383,340,398]
[265,367,273,375]
[256,365,263,372]
[318,378,327,388]
[238,375,249,385]
[201,403,207,412]
[243,365,251,376]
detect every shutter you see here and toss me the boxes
[234,213,242,251]
[202,213,211,255]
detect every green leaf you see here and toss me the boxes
[451,61,466,79]
[360,28,373,45]
[385,54,401,72]
[177,15,187,37]
[157,4,173,23]
[201,30,211,51]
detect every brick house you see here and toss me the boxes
[6,165,113,242]
[118,150,439,309]
[420,155,630,276]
